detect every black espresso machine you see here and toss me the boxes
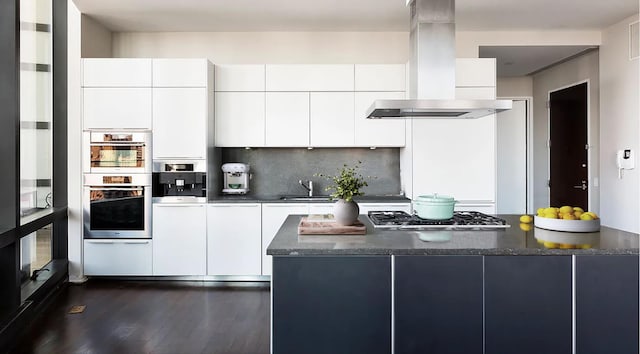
[152,160,206,198]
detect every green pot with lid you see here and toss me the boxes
[413,194,457,220]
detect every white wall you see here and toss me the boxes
[81,14,112,58]
[531,50,600,213]
[457,30,602,58]
[111,30,602,62]
[113,32,409,63]
[497,77,533,97]
[599,14,639,233]
[68,1,85,282]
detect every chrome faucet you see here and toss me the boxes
[298,180,313,197]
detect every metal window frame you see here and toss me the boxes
[0,0,68,350]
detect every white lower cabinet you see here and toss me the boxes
[261,203,309,275]
[207,204,262,276]
[152,204,207,276]
[358,203,412,215]
[455,203,496,214]
[308,203,335,215]
[84,239,152,276]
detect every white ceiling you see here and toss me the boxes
[479,46,598,77]
[73,0,638,32]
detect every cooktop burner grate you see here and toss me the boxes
[368,211,510,229]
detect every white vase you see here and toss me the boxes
[333,199,359,226]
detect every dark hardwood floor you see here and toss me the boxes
[11,280,271,354]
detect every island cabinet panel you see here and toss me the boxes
[394,256,483,354]
[272,256,391,354]
[484,256,572,354]
[575,255,639,354]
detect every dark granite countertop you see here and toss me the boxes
[267,215,639,256]
[208,195,411,203]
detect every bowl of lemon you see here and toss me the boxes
[534,228,598,249]
[533,206,600,232]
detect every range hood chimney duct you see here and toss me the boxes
[366,0,512,119]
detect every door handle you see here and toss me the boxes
[573,181,587,191]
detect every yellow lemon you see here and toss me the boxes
[544,207,557,214]
[543,241,558,248]
[536,239,544,245]
[584,211,599,219]
[562,214,577,220]
[536,208,545,216]
[559,206,573,214]
[580,213,594,221]
[519,223,532,231]
[574,211,583,218]
[543,211,558,219]
[559,243,575,249]
[580,244,592,249]
[519,215,533,224]
[573,207,584,213]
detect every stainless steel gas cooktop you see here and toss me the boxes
[368,211,510,230]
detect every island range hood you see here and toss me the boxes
[366,0,512,119]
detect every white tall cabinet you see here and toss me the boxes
[82,59,153,129]
[408,59,498,213]
[152,58,212,160]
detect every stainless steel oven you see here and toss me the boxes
[83,130,152,174]
[83,174,152,239]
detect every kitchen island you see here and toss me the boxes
[267,214,639,354]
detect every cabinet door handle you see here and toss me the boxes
[123,240,150,244]
[155,204,204,208]
[86,240,115,244]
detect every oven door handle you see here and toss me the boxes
[90,142,146,147]
[88,187,145,191]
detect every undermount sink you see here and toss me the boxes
[279,195,330,201]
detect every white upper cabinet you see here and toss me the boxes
[215,65,265,91]
[266,65,354,91]
[82,58,152,87]
[152,59,209,87]
[265,92,310,147]
[455,58,496,87]
[354,91,406,147]
[83,88,152,129]
[153,88,208,159]
[354,64,406,91]
[310,92,354,146]
[215,92,265,147]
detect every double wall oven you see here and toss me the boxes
[83,130,152,239]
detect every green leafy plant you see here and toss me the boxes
[315,162,372,202]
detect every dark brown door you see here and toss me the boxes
[549,82,588,209]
